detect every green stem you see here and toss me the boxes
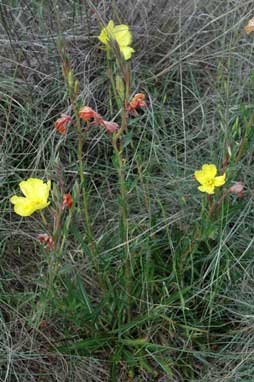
[71,98,101,283]
[235,112,254,163]
[112,134,131,321]
[112,72,132,321]
[108,55,132,321]
[208,190,229,218]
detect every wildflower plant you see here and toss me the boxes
[9,172,75,297]
[97,18,144,322]
[7,9,250,382]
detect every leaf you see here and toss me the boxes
[123,131,133,148]
[56,335,114,354]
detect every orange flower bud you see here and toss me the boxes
[62,193,73,209]
[79,106,118,133]
[245,17,254,34]
[54,115,72,135]
[127,93,146,111]
[79,106,97,122]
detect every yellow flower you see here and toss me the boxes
[194,164,226,195]
[98,20,134,60]
[10,178,51,216]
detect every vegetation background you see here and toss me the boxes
[1,0,254,381]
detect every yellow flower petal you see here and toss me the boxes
[194,170,207,185]
[98,20,134,61]
[201,164,217,178]
[113,24,132,46]
[19,178,50,201]
[10,196,36,216]
[120,46,135,60]
[214,174,226,187]
[98,20,115,44]
[20,178,41,198]
[198,185,215,194]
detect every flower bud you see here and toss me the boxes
[79,106,97,122]
[127,93,146,112]
[54,115,72,135]
[229,182,244,196]
[74,80,79,97]
[38,233,54,250]
[62,193,73,209]
[101,120,119,133]
[67,70,74,90]
[116,75,125,101]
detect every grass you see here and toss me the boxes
[1,0,254,381]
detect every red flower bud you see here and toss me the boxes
[62,193,73,209]
[79,106,118,134]
[127,93,146,112]
[79,106,97,122]
[54,115,72,135]
[38,234,54,250]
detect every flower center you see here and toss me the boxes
[206,178,215,187]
